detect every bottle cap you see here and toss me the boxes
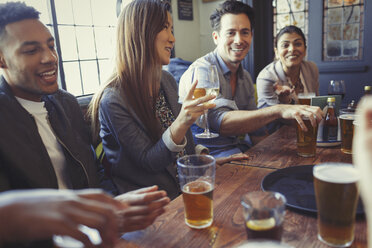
[327,97,335,103]
[365,85,371,91]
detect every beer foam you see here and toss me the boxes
[339,114,355,120]
[313,164,359,184]
[236,241,291,248]
[182,180,213,194]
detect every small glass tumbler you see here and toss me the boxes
[241,191,286,241]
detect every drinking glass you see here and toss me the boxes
[177,155,216,229]
[241,191,286,241]
[296,117,318,157]
[328,80,346,100]
[298,92,316,105]
[339,108,356,154]
[234,241,293,248]
[313,163,359,247]
[193,65,219,139]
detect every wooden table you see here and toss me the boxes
[230,125,353,169]
[117,125,367,248]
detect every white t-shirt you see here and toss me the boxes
[16,97,71,189]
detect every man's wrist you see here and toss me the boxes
[271,105,284,119]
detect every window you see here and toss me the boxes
[0,0,118,96]
[323,0,364,61]
[272,0,309,41]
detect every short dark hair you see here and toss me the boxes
[275,25,307,48]
[0,2,40,42]
[210,0,254,32]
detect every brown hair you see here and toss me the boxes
[210,0,254,32]
[88,0,170,145]
[275,25,307,48]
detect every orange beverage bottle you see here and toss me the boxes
[323,97,338,142]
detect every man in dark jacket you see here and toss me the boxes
[0,2,169,247]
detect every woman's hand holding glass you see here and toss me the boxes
[170,80,216,145]
[181,79,216,125]
[193,65,220,138]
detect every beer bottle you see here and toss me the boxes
[365,85,371,95]
[323,97,338,142]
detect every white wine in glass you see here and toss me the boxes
[193,65,219,139]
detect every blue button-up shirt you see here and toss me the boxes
[179,49,264,157]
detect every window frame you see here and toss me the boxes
[45,0,119,96]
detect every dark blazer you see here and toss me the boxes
[0,76,103,192]
[99,70,195,199]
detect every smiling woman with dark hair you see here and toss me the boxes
[257,25,319,109]
[88,0,216,200]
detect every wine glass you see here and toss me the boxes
[193,65,219,139]
[328,80,346,100]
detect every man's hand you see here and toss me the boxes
[115,185,170,233]
[0,189,120,248]
[278,104,324,132]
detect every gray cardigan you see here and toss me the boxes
[256,60,319,108]
[99,70,195,199]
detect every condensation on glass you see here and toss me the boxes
[272,0,309,43]
[323,0,364,61]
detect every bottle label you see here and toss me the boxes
[323,126,338,141]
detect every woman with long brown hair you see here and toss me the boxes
[89,0,215,199]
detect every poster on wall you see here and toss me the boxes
[178,0,193,20]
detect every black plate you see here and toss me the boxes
[261,165,364,215]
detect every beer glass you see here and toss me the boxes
[241,191,286,241]
[234,240,293,248]
[296,117,318,157]
[313,163,360,247]
[298,92,316,105]
[177,155,215,229]
[339,108,356,154]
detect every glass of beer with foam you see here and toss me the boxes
[339,108,356,154]
[296,116,318,157]
[313,163,360,247]
[241,191,286,241]
[177,155,215,229]
[298,93,315,105]
[234,240,293,248]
